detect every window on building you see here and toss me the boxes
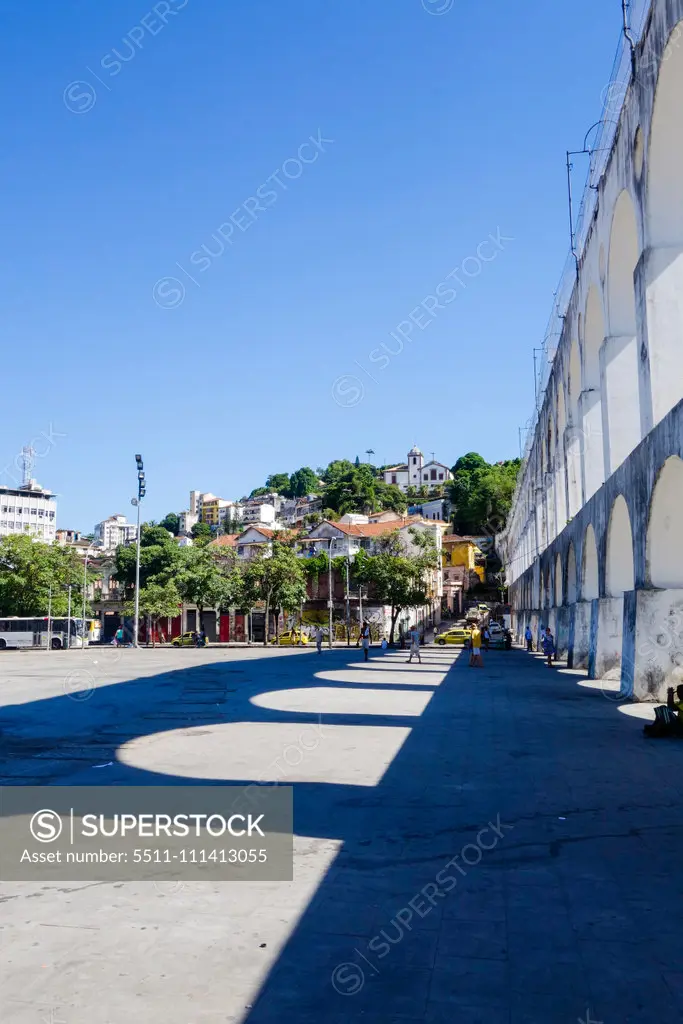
[439,472,444,480]
[391,474,397,484]
[49,512,55,520]
[412,457,417,465]
[430,469,437,481]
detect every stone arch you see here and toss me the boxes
[582,524,599,601]
[568,338,581,422]
[604,190,641,472]
[555,384,568,532]
[566,338,583,516]
[554,553,563,606]
[648,20,683,247]
[582,285,606,500]
[605,495,635,596]
[646,20,683,426]
[566,544,578,604]
[608,190,639,335]
[647,455,683,588]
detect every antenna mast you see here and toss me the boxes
[21,445,35,487]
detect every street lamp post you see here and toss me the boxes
[132,454,146,649]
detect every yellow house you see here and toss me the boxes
[442,535,485,582]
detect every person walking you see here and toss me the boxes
[469,624,483,668]
[406,625,422,664]
[360,620,371,662]
[315,625,323,654]
[524,625,533,652]
[542,626,556,667]
[482,626,491,652]
[114,626,124,648]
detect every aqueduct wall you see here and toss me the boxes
[500,0,683,701]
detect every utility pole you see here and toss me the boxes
[327,537,333,649]
[132,455,146,649]
[345,542,351,646]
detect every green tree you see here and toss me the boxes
[249,486,271,498]
[0,536,96,617]
[191,522,213,544]
[244,543,308,645]
[177,546,236,632]
[321,459,355,484]
[126,580,181,646]
[114,524,180,596]
[449,454,521,534]
[266,473,292,496]
[289,466,319,497]
[364,553,429,644]
[159,512,180,535]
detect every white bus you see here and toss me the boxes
[0,617,101,650]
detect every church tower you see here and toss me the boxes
[408,445,424,487]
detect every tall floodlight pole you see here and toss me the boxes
[81,541,98,651]
[132,454,146,649]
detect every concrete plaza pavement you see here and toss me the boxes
[1,642,682,1023]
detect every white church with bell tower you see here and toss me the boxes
[382,445,453,493]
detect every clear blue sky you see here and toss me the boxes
[1,0,620,531]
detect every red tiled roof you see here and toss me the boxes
[325,516,423,538]
[209,534,239,547]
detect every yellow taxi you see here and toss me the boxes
[171,631,208,648]
[270,630,309,646]
[435,627,472,646]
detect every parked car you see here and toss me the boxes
[435,627,472,646]
[270,630,309,646]
[488,622,504,638]
[172,631,208,648]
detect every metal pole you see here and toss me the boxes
[81,544,95,651]
[66,585,72,650]
[133,497,141,648]
[327,538,333,649]
[47,584,52,653]
[345,549,351,647]
[359,585,363,625]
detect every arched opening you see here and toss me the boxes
[566,338,583,516]
[582,286,606,500]
[555,385,568,532]
[567,544,578,604]
[605,495,635,596]
[646,20,683,425]
[554,553,563,606]
[582,524,599,601]
[605,190,641,471]
[648,21,683,247]
[648,455,683,588]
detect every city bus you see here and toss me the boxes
[0,617,100,650]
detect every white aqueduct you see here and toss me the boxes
[499,0,683,700]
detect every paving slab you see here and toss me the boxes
[2,644,683,1022]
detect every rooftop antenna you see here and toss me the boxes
[21,445,35,487]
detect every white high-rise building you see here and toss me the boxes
[94,514,137,551]
[0,479,57,542]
